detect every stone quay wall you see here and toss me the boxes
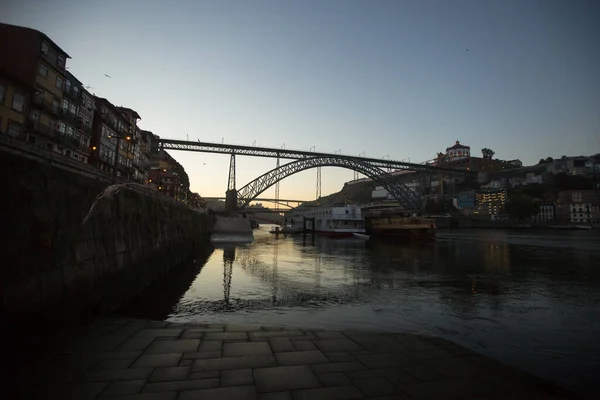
[0,138,213,326]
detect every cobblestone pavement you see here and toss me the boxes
[10,318,573,399]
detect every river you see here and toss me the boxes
[119,228,600,395]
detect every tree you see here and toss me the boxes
[538,159,546,165]
[504,195,539,220]
[545,157,554,163]
[481,148,495,159]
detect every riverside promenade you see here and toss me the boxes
[7,318,572,400]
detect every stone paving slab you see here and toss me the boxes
[11,317,575,400]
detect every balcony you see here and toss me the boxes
[57,133,80,151]
[78,124,92,135]
[32,96,63,118]
[63,86,81,101]
[29,122,59,139]
[61,110,81,126]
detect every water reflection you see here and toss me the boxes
[222,246,235,306]
[123,228,600,395]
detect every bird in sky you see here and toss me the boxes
[84,85,93,90]
[104,74,111,78]
[466,49,469,51]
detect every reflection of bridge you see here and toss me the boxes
[156,138,474,212]
[203,197,307,210]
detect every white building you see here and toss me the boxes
[534,203,555,223]
[445,141,470,161]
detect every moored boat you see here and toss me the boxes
[286,204,366,237]
[364,206,436,241]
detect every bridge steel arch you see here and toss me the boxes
[237,156,422,211]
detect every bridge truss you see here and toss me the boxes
[236,156,421,211]
[157,138,469,175]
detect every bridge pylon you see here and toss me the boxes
[226,153,237,214]
[227,153,236,191]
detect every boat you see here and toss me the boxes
[286,204,366,237]
[363,206,436,241]
[353,233,370,240]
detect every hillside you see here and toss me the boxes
[302,180,377,207]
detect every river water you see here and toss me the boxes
[120,227,600,395]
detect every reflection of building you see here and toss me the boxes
[475,188,506,216]
[556,190,600,225]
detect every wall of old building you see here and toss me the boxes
[0,138,213,326]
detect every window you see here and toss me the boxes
[67,126,74,136]
[70,104,76,115]
[0,84,5,104]
[58,55,65,68]
[31,110,40,122]
[7,120,22,137]
[41,41,49,55]
[55,76,63,89]
[12,92,25,113]
[38,63,48,78]
[34,89,43,102]
[59,122,66,134]
[52,98,59,113]
[87,98,92,109]
[65,80,71,92]
[63,99,69,112]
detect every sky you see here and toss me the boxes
[3,0,599,201]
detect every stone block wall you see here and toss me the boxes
[0,140,212,325]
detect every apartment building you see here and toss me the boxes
[89,97,132,178]
[0,23,70,148]
[116,107,142,181]
[556,190,600,225]
[0,69,32,138]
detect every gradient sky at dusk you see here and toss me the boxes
[3,0,599,200]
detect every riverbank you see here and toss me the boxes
[436,216,595,230]
[5,317,574,399]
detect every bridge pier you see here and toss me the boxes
[225,189,238,214]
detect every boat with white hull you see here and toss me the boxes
[287,204,366,237]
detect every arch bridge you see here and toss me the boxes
[156,138,473,212]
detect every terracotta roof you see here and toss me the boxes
[446,140,470,151]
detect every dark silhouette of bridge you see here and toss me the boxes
[156,138,473,212]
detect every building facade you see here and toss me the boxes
[445,141,471,161]
[116,107,141,181]
[475,188,507,216]
[533,201,555,223]
[0,70,32,138]
[556,190,600,225]
[0,23,70,149]
[90,97,132,177]
[139,129,153,182]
